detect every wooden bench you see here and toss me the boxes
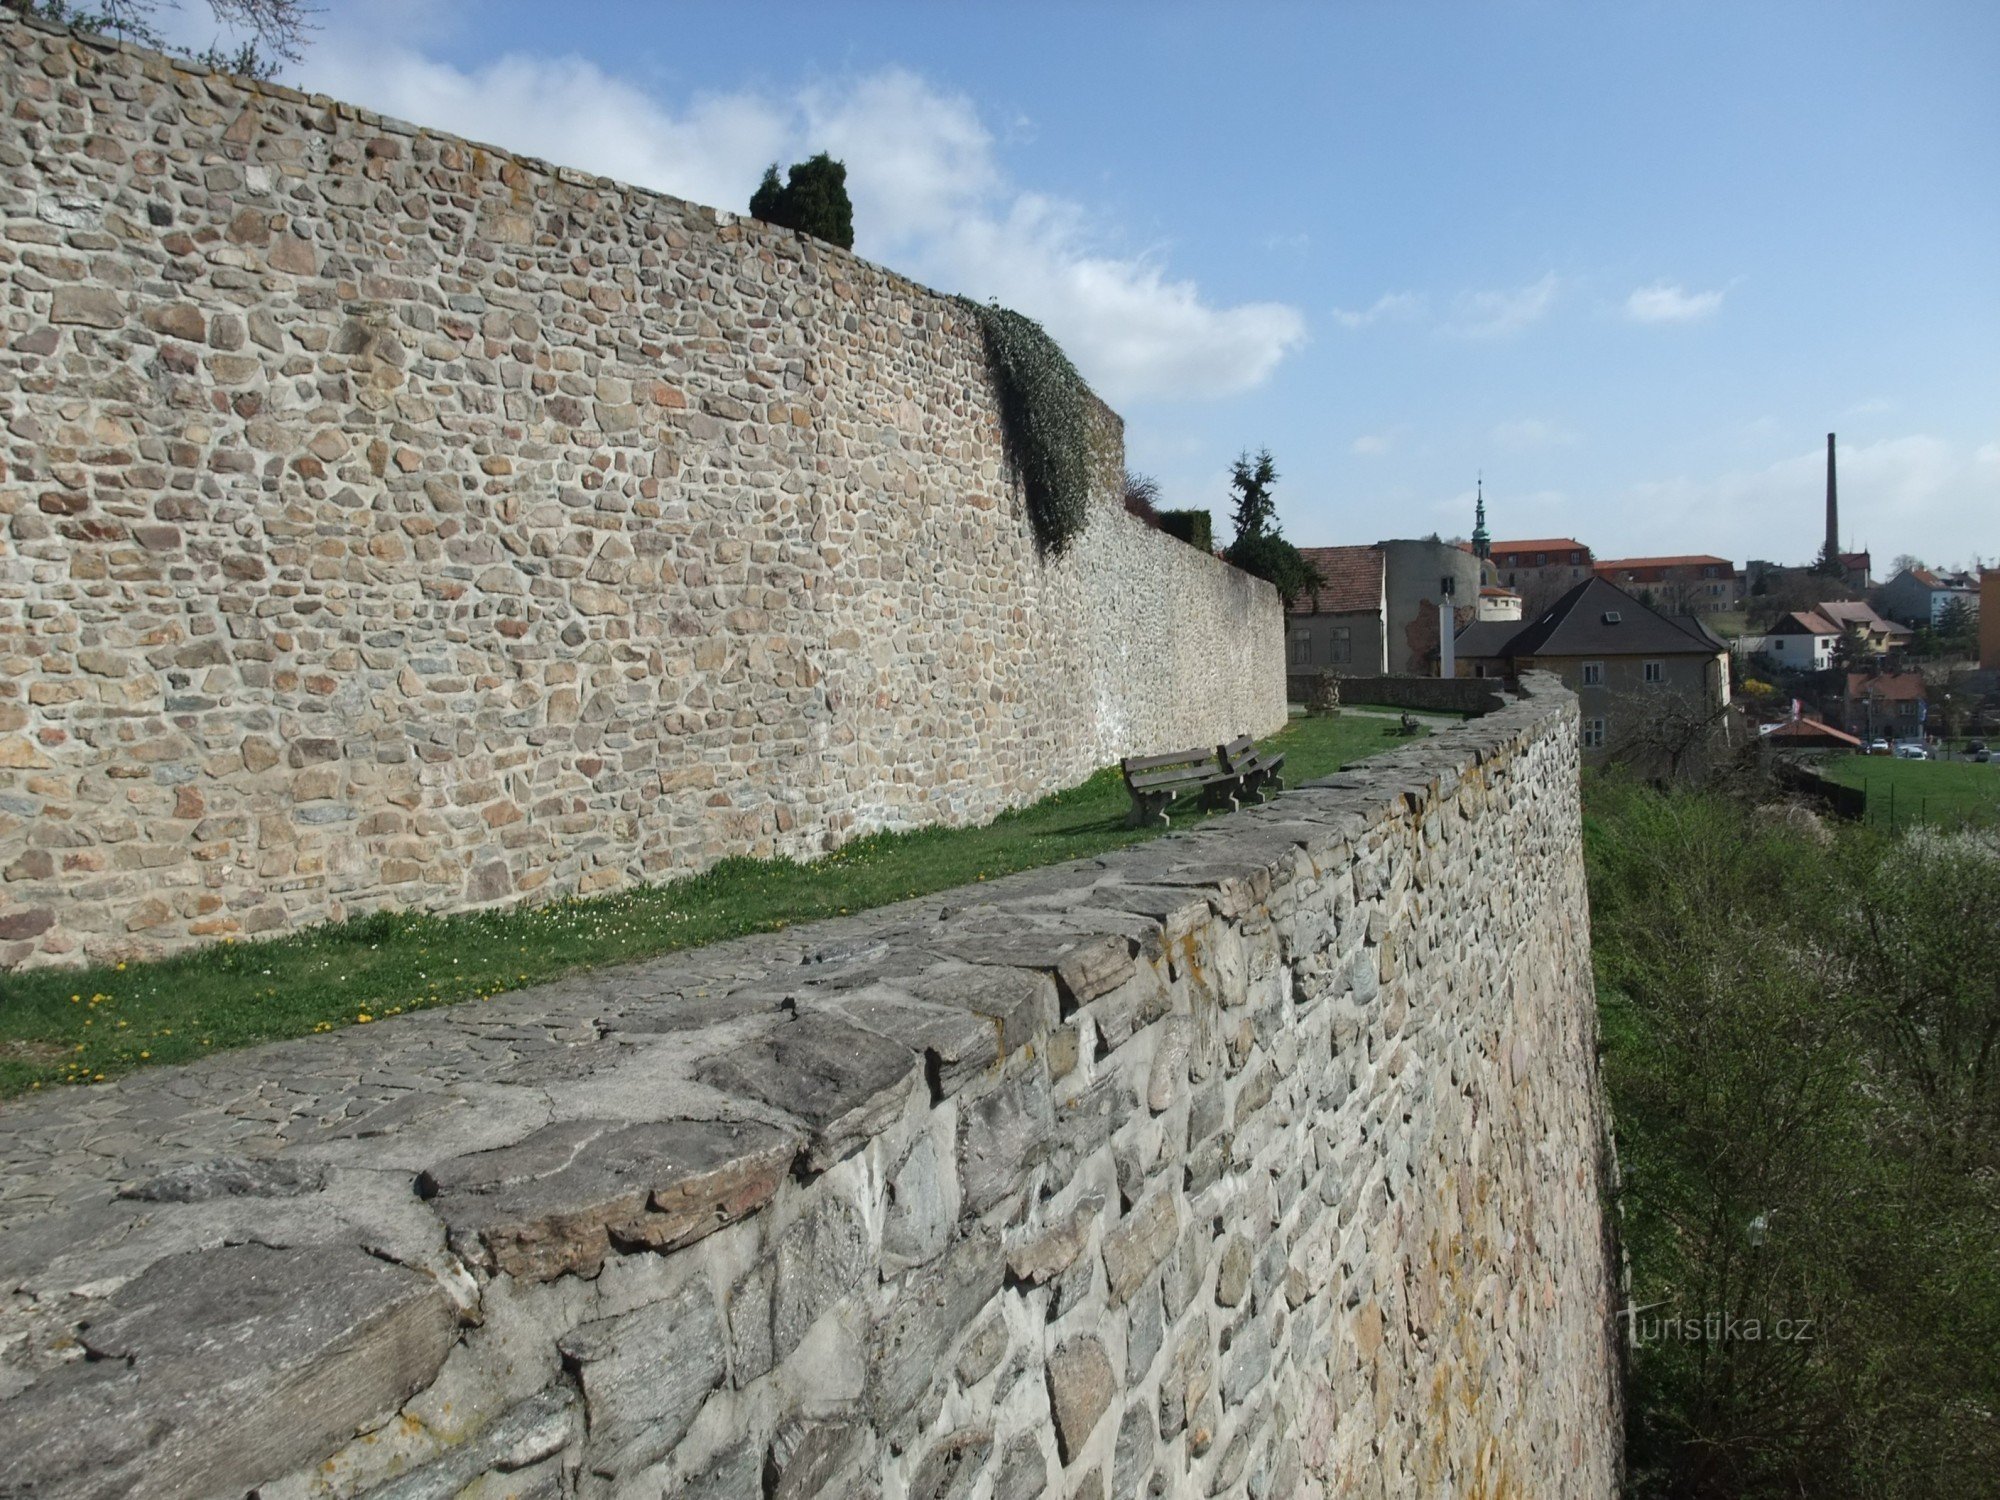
[1396,712,1422,736]
[1119,746,1244,828]
[1217,734,1286,803]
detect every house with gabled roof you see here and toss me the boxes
[1455,576,1731,761]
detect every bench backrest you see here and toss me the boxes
[1217,734,1256,768]
[1121,747,1222,788]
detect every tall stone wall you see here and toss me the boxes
[0,677,1622,1499]
[0,18,1286,969]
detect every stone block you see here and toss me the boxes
[0,1244,455,1500]
[558,1279,725,1479]
[1005,1194,1102,1286]
[1046,1335,1115,1464]
[884,1131,956,1271]
[697,1014,920,1170]
[767,1416,864,1500]
[770,1190,872,1364]
[866,1232,1004,1425]
[957,1066,1053,1216]
[908,1427,993,1500]
[993,1434,1050,1500]
[421,1117,798,1280]
[1100,1191,1177,1307]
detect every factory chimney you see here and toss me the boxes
[1824,432,1839,563]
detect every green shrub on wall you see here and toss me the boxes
[966,300,1096,555]
[1157,508,1213,553]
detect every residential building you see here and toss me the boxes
[1289,546,1386,679]
[1879,565,1981,627]
[1762,716,1863,752]
[1749,610,1839,672]
[1591,554,1744,615]
[1477,585,1522,622]
[1488,537,1596,609]
[1814,599,1911,655]
[1841,670,1927,742]
[1287,538,1482,686]
[1454,577,1732,764]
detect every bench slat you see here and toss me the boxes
[1123,750,1217,773]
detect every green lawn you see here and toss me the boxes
[0,710,1422,1098]
[1818,753,2000,829]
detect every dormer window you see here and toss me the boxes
[1602,611,1622,624]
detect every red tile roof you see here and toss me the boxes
[1594,554,1734,574]
[1490,538,1590,556]
[1845,671,1925,702]
[1764,717,1863,749]
[1294,546,1383,615]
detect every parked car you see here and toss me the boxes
[1976,748,1993,763]
[1892,743,1928,760]
[1868,739,1891,755]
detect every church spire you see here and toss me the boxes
[1471,474,1491,561]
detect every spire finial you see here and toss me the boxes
[1472,473,1491,561]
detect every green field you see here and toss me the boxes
[0,710,1421,1098]
[1819,753,2000,828]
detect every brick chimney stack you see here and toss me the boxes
[1824,432,1838,562]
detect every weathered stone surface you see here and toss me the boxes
[993,1434,1050,1500]
[909,1427,993,1500]
[357,1387,577,1500]
[1100,1191,1178,1307]
[867,1234,1005,1424]
[1114,1399,1156,1499]
[1046,1336,1116,1464]
[935,932,1136,1010]
[885,1132,955,1271]
[558,1279,725,1478]
[0,668,1618,1500]
[0,1243,454,1500]
[421,1118,798,1280]
[1005,1195,1102,1286]
[0,21,1284,974]
[697,1015,919,1169]
[117,1155,327,1202]
[767,1416,864,1500]
[902,965,1057,1056]
[770,1191,872,1362]
[958,1067,1054,1215]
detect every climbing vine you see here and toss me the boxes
[965,300,1097,554]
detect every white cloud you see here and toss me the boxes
[1623,281,1726,324]
[1492,418,1580,453]
[1351,433,1392,456]
[1447,273,1559,339]
[290,19,1301,404]
[1330,291,1427,330]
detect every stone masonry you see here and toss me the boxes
[0,677,1621,1498]
[0,18,1287,968]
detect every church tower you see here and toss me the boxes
[1471,476,1491,562]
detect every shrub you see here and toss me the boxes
[1157,508,1213,553]
[967,301,1096,554]
[747,153,854,249]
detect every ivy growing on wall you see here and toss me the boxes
[965,300,1097,555]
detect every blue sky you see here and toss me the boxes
[188,0,1997,567]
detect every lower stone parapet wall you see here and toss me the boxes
[0,675,1619,1499]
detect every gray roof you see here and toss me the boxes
[1456,577,1723,660]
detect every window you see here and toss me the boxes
[1580,660,1603,686]
[1581,718,1606,750]
[1644,660,1665,684]
[1289,628,1312,667]
[1535,552,1547,566]
[1570,551,1581,565]
[1330,626,1351,665]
